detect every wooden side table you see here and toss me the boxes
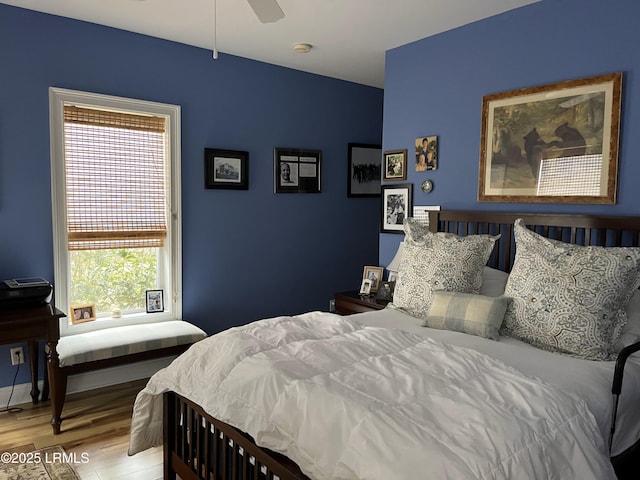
[334,291,389,315]
[0,304,65,408]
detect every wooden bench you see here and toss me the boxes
[48,320,206,434]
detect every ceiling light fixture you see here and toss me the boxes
[293,43,312,54]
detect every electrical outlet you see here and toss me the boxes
[10,347,24,366]
[329,299,336,313]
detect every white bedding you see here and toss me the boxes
[354,307,640,457]
[129,311,620,479]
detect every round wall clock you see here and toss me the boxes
[421,179,433,194]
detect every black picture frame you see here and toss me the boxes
[146,289,164,313]
[383,149,408,181]
[376,280,395,302]
[381,183,413,234]
[347,143,382,197]
[274,147,321,193]
[205,148,249,190]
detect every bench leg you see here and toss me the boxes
[46,340,67,434]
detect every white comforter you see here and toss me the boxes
[128,311,616,479]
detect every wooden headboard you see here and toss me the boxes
[427,210,640,272]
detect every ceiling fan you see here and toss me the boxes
[213,0,284,59]
[247,0,285,23]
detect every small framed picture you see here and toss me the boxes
[415,136,438,171]
[359,278,373,295]
[146,289,164,313]
[70,303,96,324]
[383,149,407,181]
[388,271,398,282]
[376,281,395,302]
[362,266,384,292]
[205,148,249,190]
[381,183,413,234]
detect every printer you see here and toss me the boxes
[0,277,53,307]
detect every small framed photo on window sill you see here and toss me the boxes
[70,303,96,324]
[146,289,164,313]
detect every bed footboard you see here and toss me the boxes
[163,391,310,480]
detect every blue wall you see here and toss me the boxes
[380,0,640,266]
[0,5,383,387]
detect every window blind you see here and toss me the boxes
[63,105,167,250]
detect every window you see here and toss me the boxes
[49,88,181,335]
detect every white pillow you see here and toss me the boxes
[479,266,509,297]
[502,219,640,361]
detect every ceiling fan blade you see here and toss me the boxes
[247,0,285,23]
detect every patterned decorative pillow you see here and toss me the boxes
[502,219,640,360]
[615,289,640,352]
[390,219,499,319]
[424,291,508,340]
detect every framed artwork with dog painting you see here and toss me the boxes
[479,72,621,204]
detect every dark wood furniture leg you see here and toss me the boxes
[27,340,40,404]
[41,343,50,402]
[46,339,65,435]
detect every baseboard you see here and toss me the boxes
[0,356,175,408]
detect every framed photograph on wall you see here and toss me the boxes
[348,143,382,197]
[381,183,413,233]
[70,303,96,324]
[205,148,249,190]
[383,149,407,181]
[415,136,438,171]
[274,147,321,193]
[479,72,622,204]
[146,289,164,313]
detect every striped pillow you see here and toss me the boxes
[423,291,508,340]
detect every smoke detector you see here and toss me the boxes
[293,43,312,54]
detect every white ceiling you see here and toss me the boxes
[2,0,539,88]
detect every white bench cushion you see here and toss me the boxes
[57,321,207,367]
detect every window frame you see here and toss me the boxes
[49,87,182,336]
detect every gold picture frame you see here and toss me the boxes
[479,72,622,204]
[70,303,96,324]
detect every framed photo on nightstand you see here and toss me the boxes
[359,278,372,295]
[362,266,384,292]
[376,281,395,302]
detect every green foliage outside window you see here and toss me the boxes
[70,248,158,314]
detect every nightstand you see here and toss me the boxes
[334,291,389,315]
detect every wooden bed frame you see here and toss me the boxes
[163,210,640,480]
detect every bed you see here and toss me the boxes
[128,210,640,480]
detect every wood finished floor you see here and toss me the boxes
[0,379,163,480]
